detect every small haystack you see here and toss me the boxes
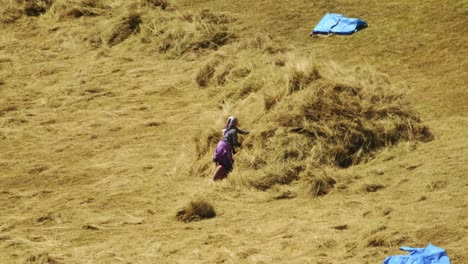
[176,199,216,222]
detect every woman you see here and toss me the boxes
[212,116,249,181]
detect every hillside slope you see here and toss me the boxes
[0,0,466,263]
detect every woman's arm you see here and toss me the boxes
[237,128,250,135]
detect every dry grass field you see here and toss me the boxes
[0,0,467,263]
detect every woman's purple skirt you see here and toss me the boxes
[212,141,233,172]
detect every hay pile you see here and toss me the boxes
[1,0,235,56]
[176,199,216,222]
[0,0,114,24]
[80,5,237,54]
[191,46,433,193]
[138,8,236,56]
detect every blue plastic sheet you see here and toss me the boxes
[312,13,367,35]
[383,244,451,264]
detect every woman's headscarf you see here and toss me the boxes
[222,116,237,135]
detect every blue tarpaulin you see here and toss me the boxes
[383,244,451,264]
[311,13,367,35]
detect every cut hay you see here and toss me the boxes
[0,5,23,24]
[15,2,237,56]
[197,8,234,24]
[189,52,433,192]
[236,34,287,55]
[23,0,53,17]
[253,63,434,168]
[248,164,300,191]
[144,0,172,10]
[286,60,321,94]
[49,0,111,20]
[27,252,62,264]
[300,167,336,197]
[362,183,385,193]
[176,199,216,222]
[190,128,220,176]
[426,180,447,192]
[366,232,411,248]
[139,9,236,56]
[107,14,142,46]
[196,55,225,87]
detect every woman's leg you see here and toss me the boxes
[212,164,226,181]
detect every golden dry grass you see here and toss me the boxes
[0,0,467,263]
